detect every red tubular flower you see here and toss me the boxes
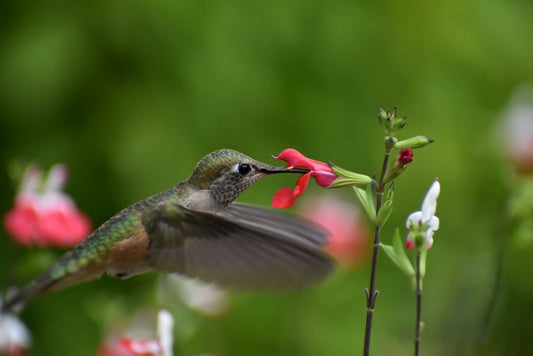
[271,149,338,209]
[275,148,337,187]
[3,164,91,248]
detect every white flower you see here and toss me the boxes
[157,310,174,356]
[406,179,440,249]
[0,312,32,354]
[178,278,230,318]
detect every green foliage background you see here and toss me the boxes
[1,0,532,355]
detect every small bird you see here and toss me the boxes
[2,149,334,311]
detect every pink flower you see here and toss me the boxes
[499,85,533,174]
[99,339,161,356]
[300,196,369,268]
[3,164,91,248]
[271,149,338,208]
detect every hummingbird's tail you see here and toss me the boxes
[1,251,105,312]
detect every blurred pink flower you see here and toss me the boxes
[3,164,91,248]
[500,85,533,174]
[98,339,161,356]
[99,339,161,356]
[271,149,338,208]
[299,195,369,268]
[98,310,173,356]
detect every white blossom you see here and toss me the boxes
[0,312,31,354]
[157,309,174,356]
[406,179,440,249]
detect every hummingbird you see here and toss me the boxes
[2,149,335,311]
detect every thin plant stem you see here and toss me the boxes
[474,208,510,355]
[415,250,422,356]
[363,147,392,356]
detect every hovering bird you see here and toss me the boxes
[2,149,335,311]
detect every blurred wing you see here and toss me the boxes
[143,202,335,289]
[219,203,330,249]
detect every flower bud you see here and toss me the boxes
[377,106,408,135]
[390,106,398,120]
[396,136,434,149]
[397,147,413,166]
[390,116,408,133]
[383,148,413,183]
[384,136,397,150]
[377,107,388,125]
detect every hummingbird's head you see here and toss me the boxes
[187,149,307,209]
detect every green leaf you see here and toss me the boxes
[376,199,393,227]
[380,228,414,277]
[353,186,376,221]
[375,185,393,227]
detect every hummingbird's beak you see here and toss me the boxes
[260,166,309,175]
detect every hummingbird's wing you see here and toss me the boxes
[219,203,329,249]
[143,202,335,289]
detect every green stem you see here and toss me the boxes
[475,208,510,354]
[363,146,392,356]
[415,250,422,356]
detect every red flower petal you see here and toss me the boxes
[275,148,337,188]
[271,172,311,209]
[312,170,338,188]
[405,234,415,249]
[276,148,331,173]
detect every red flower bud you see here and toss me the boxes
[397,148,413,167]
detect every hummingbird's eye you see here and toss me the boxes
[237,163,252,175]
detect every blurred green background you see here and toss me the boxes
[1,0,533,355]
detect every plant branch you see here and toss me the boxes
[474,207,510,354]
[363,146,392,356]
[415,250,422,356]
